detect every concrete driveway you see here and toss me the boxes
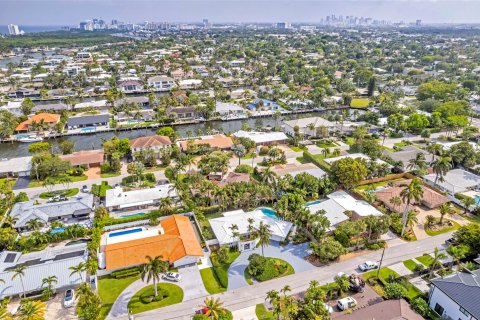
[227,242,314,291]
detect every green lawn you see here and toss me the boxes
[315,141,338,148]
[247,258,294,282]
[128,283,183,314]
[200,267,226,294]
[425,220,460,236]
[290,146,307,152]
[345,137,355,146]
[244,268,253,285]
[363,267,422,301]
[416,254,434,267]
[39,188,79,199]
[403,259,418,272]
[397,278,424,301]
[28,174,88,188]
[363,267,400,286]
[394,142,409,148]
[296,156,310,164]
[200,250,240,294]
[350,98,370,108]
[256,304,274,320]
[100,172,121,178]
[98,275,140,319]
[0,178,16,189]
[383,146,396,152]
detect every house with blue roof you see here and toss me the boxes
[246,98,281,111]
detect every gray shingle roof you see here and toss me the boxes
[67,114,110,126]
[431,270,480,318]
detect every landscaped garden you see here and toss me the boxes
[127,283,183,314]
[415,254,434,267]
[98,274,140,319]
[350,98,370,108]
[424,218,460,236]
[28,173,88,188]
[403,259,424,272]
[39,188,79,199]
[245,254,294,283]
[362,267,423,301]
[200,248,240,294]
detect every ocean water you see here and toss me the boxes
[0,25,66,34]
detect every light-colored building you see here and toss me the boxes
[215,102,246,120]
[233,130,288,146]
[283,116,336,137]
[147,75,175,91]
[130,135,172,159]
[7,24,20,36]
[0,156,32,177]
[323,153,392,168]
[423,169,480,194]
[105,185,179,211]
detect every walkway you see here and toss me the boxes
[227,242,314,290]
[106,266,208,320]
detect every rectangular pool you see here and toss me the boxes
[120,212,145,218]
[305,200,323,206]
[108,228,143,238]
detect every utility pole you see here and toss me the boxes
[376,245,386,279]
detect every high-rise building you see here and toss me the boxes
[203,19,211,29]
[7,24,20,36]
[416,19,422,26]
[79,20,94,31]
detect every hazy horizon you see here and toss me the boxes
[2,0,480,25]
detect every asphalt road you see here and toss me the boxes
[134,232,453,320]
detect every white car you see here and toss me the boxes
[337,297,357,311]
[63,289,75,308]
[358,261,378,272]
[322,303,334,313]
[162,272,181,282]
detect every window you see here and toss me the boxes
[459,307,470,317]
[434,303,444,316]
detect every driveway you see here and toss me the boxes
[44,293,77,320]
[227,242,314,291]
[13,176,30,190]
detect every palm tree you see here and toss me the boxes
[41,276,58,300]
[389,196,402,212]
[25,218,44,231]
[407,152,427,175]
[432,156,452,184]
[141,255,169,298]
[261,167,278,187]
[335,274,351,297]
[460,196,476,214]
[69,261,86,282]
[400,178,424,237]
[406,210,419,229]
[447,245,469,270]
[16,300,46,320]
[424,215,436,228]
[11,265,27,298]
[427,142,444,163]
[256,222,272,257]
[438,203,454,225]
[429,247,447,278]
[229,224,240,242]
[203,297,226,320]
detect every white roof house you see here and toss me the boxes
[283,116,336,137]
[0,156,32,177]
[105,184,179,210]
[233,130,288,145]
[0,244,87,299]
[323,153,392,168]
[209,209,293,245]
[423,169,480,194]
[438,141,480,151]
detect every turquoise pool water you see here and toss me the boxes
[81,127,96,132]
[475,195,480,205]
[108,228,143,238]
[305,200,323,206]
[51,227,65,234]
[257,207,279,220]
[16,134,33,139]
[120,212,145,218]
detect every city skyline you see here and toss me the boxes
[2,0,480,25]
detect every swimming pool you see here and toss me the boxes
[51,227,65,234]
[108,228,143,238]
[119,212,145,218]
[81,127,96,132]
[475,195,480,206]
[305,200,323,206]
[257,207,279,220]
[15,134,33,139]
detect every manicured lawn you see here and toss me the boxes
[403,259,418,272]
[394,142,408,148]
[350,98,370,108]
[256,304,274,320]
[363,267,400,285]
[128,283,183,314]
[363,267,422,301]
[416,254,434,267]
[290,146,306,152]
[92,181,112,197]
[100,172,121,178]
[246,258,294,282]
[200,267,226,294]
[28,174,88,188]
[315,141,338,148]
[98,275,140,319]
[425,219,460,236]
[397,278,424,301]
[39,188,79,199]
[383,146,396,152]
[242,152,255,159]
[296,156,310,164]
[200,250,240,294]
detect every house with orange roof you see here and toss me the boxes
[16,113,61,132]
[130,135,172,159]
[102,215,204,270]
[179,134,233,151]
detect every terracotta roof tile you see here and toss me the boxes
[60,150,104,166]
[130,135,172,149]
[16,113,61,131]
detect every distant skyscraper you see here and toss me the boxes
[79,20,94,31]
[203,19,211,29]
[416,19,422,26]
[7,24,20,36]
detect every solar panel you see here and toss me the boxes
[53,250,85,261]
[4,253,17,263]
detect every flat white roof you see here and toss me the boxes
[105,184,178,209]
[0,156,32,173]
[305,199,349,230]
[423,169,480,194]
[323,153,392,168]
[233,130,288,144]
[106,227,163,245]
[327,190,383,217]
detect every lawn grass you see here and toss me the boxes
[383,146,396,152]
[200,267,226,294]
[397,278,424,301]
[39,188,79,199]
[256,304,274,320]
[363,267,422,301]
[425,219,460,236]
[247,258,294,282]
[350,98,370,108]
[345,137,355,146]
[290,146,306,152]
[0,178,16,189]
[242,152,255,159]
[416,254,434,267]
[244,268,254,285]
[363,267,400,286]
[100,172,121,178]
[28,174,88,188]
[98,274,140,319]
[403,259,418,272]
[296,156,310,164]
[200,250,240,294]
[315,141,338,148]
[394,142,408,148]
[128,283,183,314]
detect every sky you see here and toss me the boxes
[1,0,480,25]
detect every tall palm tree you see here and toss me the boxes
[460,196,476,214]
[229,224,240,242]
[335,274,351,297]
[69,262,86,282]
[406,210,419,229]
[389,196,402,212]
[16,300,46,320]
[407,152,427,175]
[400,178,424,237]
[141,255,169,298]
[432,156,452,184]
[11,265,27,298]
[41,275,58,300]
[256,222,272,257]
[438,203,454,225]
[427,142,444,163]
[25,218,43,231]
[429,247,447,278]
[203,297,226,320]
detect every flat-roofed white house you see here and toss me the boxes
[209,209,293,252]
[147,75,175,92]
[0,156,32,177]
[423,169,480,195]
[105,185,179,211]
[233,130,289,146]
[0,244,87,299]
[283,116,336,137]
[215,102,247,120]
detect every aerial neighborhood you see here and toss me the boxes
[1,14,480,320]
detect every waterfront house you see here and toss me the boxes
[166,106,198,121]
[233,130,288,146]
[0,244,87,299]
[130,135,172,159]
[247,98,280,111]
[15,113,61,132]
[9,194,94,231]
[60,150,105,168]
[104,184,179,212]
[179,79,202,90]
[67,114,110,130]
[0,157,32,177]
[118,80,144,93]
[179,134,234,151]
[102,215,203,270]
[283,116,336,137]
[147,75,175,92]
[215,102,247,120]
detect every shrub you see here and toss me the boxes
[193,310,233,320]
[365,241,386,250]
[411,297,429,317]
[384,283,407,299]
[111,267,140,279]
[100,163,111,174]
[259,146,270,156]
[414,264,425,272]
[234,164,253,174]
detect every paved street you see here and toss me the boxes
[135,232,453,320]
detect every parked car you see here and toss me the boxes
[358,261,378,272]
[195,307,209,314]
[323,303,334,313]
[445,237,458,246]
[81,185,89,193]
[162,272,181,282]
[337,297,357,311]
[63,289,75,308]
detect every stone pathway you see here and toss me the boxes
[231,306,258,320]
[410,276,430,293]
[389,262,412,277]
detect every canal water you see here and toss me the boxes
[0,111,342,158]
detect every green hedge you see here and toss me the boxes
[111,267,141,279]
[302,151,331,171]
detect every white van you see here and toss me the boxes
[337,297,357,311]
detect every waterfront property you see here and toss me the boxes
[215,102,247,120]
[179,134,234,151]
[15,113,61,132]
[0,156,32,177]
[60,149,105,168]
[209,208,293,251]
[66,113,110,130]
[0,243,87,299]
[101,215,203,270]
[104,184,179,211]
[283,116,336,137]
[118,80,144,93]
[233,130,288,146]
[247,99,280,111]
[9,194,94,231]
[147,75,175,92]
[130,135,172,159]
